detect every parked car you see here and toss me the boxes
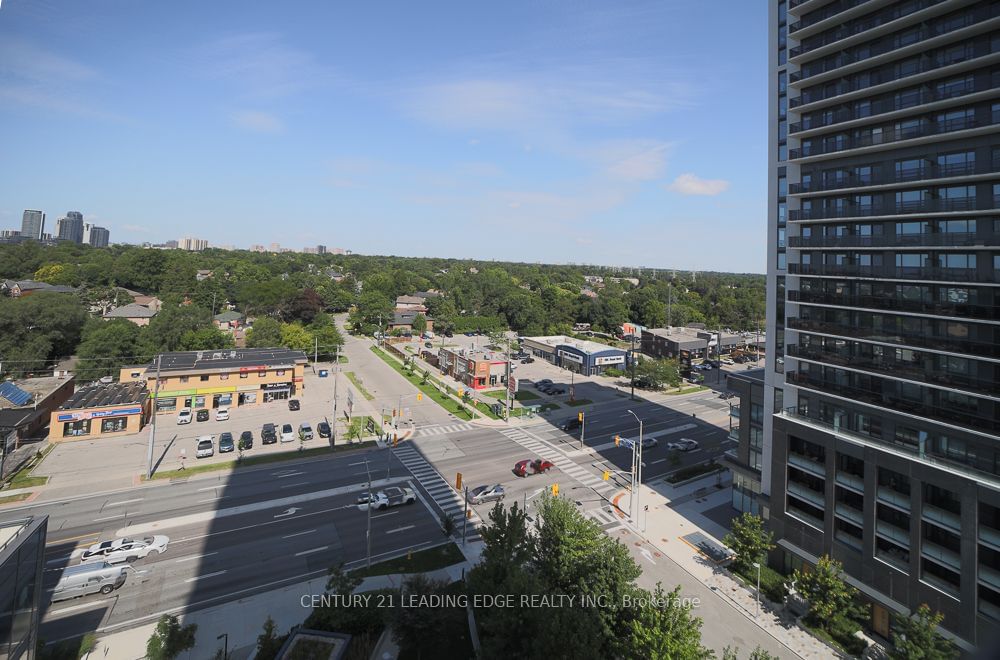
[469,484,505,504]
[371,486,416,510]
[299,422,314,441]
[176,408,192,425]
[550,387,566,395]
[513,458,554,477]
[215,407,230,422]
[238,431,254,450]
[444,330,454,338]
[261,423,277,445]
[424,341,433,348]
[218,432,235,453]
[719,391,736,400]
[464,332,476,336]
[81,535,169,564]
[667,438,699,452]
[280,423,295,442]
[535,379,552,388]
[721,358,735,365]
[196,409,210,422]
[196,436,214,458]
[287,399,300,411]
[317,421,331,438]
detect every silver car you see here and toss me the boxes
[81,535,169,564]
[667,438,699,452]
[470,484,505,504]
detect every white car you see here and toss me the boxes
[215,407,230,422]
[667,438,699,452]
[195,436,215,458]
[371,487,417,510]
[81,535,169,564]
[176,408,192,425]
[280,423,295,442]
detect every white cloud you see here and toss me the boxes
[591,140,672,182]
[666,173,730,196]
[232,110,285,134]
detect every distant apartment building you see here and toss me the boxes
[179,237,208,251]
[766,0,1000,650]
[83,223,110,248]
[0,230,20,240]
[164,240,179,249]
[269,242,281,252]
[250,244,266,252]
[20,210,44,240]
[55,211,84,244]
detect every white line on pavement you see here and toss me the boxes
[282,529,317,539]
[275,471,307,479]
[184,570,226,583]
[198,497,226,503]
[93,514,128,523]
[386,525,415,534]
[196,486,219,492]
[105,498,143,506]
[47,598,114,617]
[373,511,398,519]
[280,482,310,489]
[295,546,329,557]
[176,552,218,563]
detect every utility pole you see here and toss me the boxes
[580,411,586,451]
[462,486,469,546]
[629,334,637,401]
[332,346,339,448]
[211,292,217,318]
[364,457,373,568]
[667,282,672,327]
[505,335,511,424]
[146,354,162,480]
[314,336,318,365]
[627,410,643,527]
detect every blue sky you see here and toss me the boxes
[0,1,767,272]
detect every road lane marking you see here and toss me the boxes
[280,482,310,489]
[198,497,226,503]
[275,471,307,479]
[47,598,114,617]
[282,529,316,539]
[105,498,143,506]
[295,546,329,557]
[386,525,415,534]
[650,459,666,465]
[197,486,220,492]
[373,511,398,519]
[184,570,226,583]
[93,514,128,523]
[176,552,218,563]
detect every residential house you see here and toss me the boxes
[213,310,245,330]
[0,376,76,446]
[1,280,77,297]
[102,303,158,326]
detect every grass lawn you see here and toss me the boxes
[147,441,378,480]
[351,542,465,578]
[482,389,539,401]
[565,398,592,407]
[0,493,31,505]
[664,386,710,395]
[337,355,349,363]
[472,401,501,420]
[370,347,473,421]
[345,371,375,400]
[3,446,52,489]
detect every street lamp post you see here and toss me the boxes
[627,409,643,529]
[753,561,761,618]
[364,457,373,568]
[217,633,228,660]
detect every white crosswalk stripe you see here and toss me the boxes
[393,444,481,541]
[412,423,475,438]
[496,427,619,498]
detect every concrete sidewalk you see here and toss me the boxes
[85,561,474,660]
[623,476,838,659]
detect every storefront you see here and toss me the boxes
[523,336,628,376]
[49,382,148,441]
[262,382,293,403]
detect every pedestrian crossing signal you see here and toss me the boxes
[603,470,610,481]
[456,472,462,491]
[392,409,397,417]
[614,435,621,447]
[393,434,398,447]
[578,412,584,422]
[417,392,423,401]
[551,483,559,496]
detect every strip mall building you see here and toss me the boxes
[120,348,309,414]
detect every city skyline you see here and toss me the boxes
[0,0,766,272]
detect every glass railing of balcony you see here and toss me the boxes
[786,317,1000,358]
[728,427,740,441]
[835,502,864,526]
[980,525,1000,552]
[789,452,827,478]
[787,263,997,283]
[788,159,996,194]
[788,479,826,508]
[877,486,912,511]
[789,113,996,160]
[787,501,826,529]
[981,598,1000,622]
[836,471,865,493]
[980,564,1000,592]
[789,0,875,34]
[791,0,973,59]
[876,520,911,545]
[835,529,864,551]
[787,231,991,247]
[921,540,962,572]
[789,196,985,220]
[922,503,962,534]
[791,19,998,87]
[786,369,1000,434]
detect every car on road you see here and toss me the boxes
[667,438,699,452]
[288,399,300,411]
[238,431,254,450]
[317,421,331,438]
[719,391,736,400]
[261,423,277,445]
[470,484,505,504]
[176,408,192,425]
[513,458,554,477]
[196,409,210,422]
[196,436,214,458]
[550,387,565,395]
[561,418,581,432]
[444,330,453,337]
[299,422,314,441]
[81,535,169,564]
[215,407,230,422]
[535,379,552,388]
[53,562,128,601]
[721,358,735,365]
[464,331,476,336]
[640,436,658,449]
[371,486,417,509]
[280,423,295,442]
[521,357,535,364]
[424,341,433,348]
[218,432,235,453]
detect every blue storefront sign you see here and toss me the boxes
[57,406,143,422]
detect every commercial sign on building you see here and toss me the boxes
[594,355,625,366]
[558,350,583,364]
[57,406,143,422]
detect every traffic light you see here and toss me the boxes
[393,434,398,447]
[456,472,463,491]
[551,483,559,496]
[603,470,610,481]
[578,412,584,422]
[417,392,423,401]
[392,409,397,417]
[614,435,621,447]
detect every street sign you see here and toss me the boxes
[507,377,518,396]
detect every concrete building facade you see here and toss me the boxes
[19,210,44,240]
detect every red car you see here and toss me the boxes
[514,459,554,477]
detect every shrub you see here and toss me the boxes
[603,367,624,378]
[828,614,866,656]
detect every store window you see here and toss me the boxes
[194,395,206,408]
[63,419,91,437]
[276,370,286,376]
[180,376,189,383]
[156,398,176,412]
[240,372,248,379]
[200,375,209,382]
[100,417,129,434]
[220,373,229,380]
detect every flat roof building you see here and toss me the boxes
[437,347,509,390]
[49,381,148,441]
[521,335,628,376]
[0,376,76,446]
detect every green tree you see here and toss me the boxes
[723,512,774,575]
[411,313,427,334]
[142,304,212,352]
[888,604,957,660]
[309,314,344,358]
[254,616,286,660]
[145,614,197,660]
[628,584,712,660]
[389,574,456,657]
[285,288,324,324]
[178,327,235,351]
[76,319,144,381]
[247,317,283,348]
[633,357,681,390]
[280,322,314,352]
[34,263,79,285]
[0,293,88,377]
[722,646,781,660]
[792,555,857,625]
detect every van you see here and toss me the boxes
[52,562,127,602]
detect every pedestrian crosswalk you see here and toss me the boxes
[497,428,616,498]
[392,443,482,543]
[412,422,475,438]
[585,506,625,530]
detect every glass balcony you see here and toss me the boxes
[787,289,1000,321]
[979,598,1000,622]
[980,526,1000,553]
[730,406,741,419]
[787,501,825,529]
[788,0,875,34]
[786,317,1000,359]
[876,520,911,546]
[787,262,996,283]
[877,486,911,511]
[788,113,998,161]
[789,452,827,478]
[728,426,740,441]
[789,195,985,221]
[835,471,864,493]
[788,480,826,508]
[979,564,1000,592]
[921,540,962,572]
[921,503,962,534]
[787,230,993,248]
[835,502,864,526]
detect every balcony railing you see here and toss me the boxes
[835,502,864,526]
[787,369,1000,434]
[788,113,999,160]
[787,263,998,283]
[730,406,741,419]
[836,471,865,493]
[876,519,911,545]
[786,317,1000,358]
[981,525,1000,552]
[877,486,912,512]
[728,426,740,441]
[788,196,987,221]
[921,540,962,572]
[788,159,1000,194]
[788,480,827,508]
[787,231,994,248]
[787,289,1000,321]
[790,0,986,60]
[788,0,875,34]
[790,13,999,87]
[785,343,1000,397]
[980,564,1000,592]
[923,503,962,534]
[789,452,827,478]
